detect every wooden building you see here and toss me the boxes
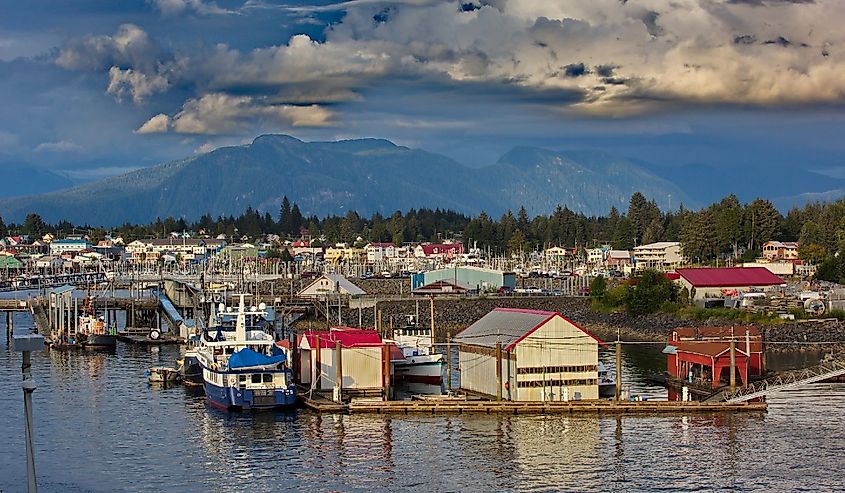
[298,327,393,397]
[667,326,764,377]
[664,341,749,389]
[453,308,606,401]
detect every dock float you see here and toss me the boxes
[299,398,766,415]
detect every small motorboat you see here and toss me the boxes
[147,366,181,384]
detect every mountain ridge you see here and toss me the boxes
[0,135,691,225]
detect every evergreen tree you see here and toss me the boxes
[279,196,292,235]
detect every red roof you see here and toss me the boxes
[676,267,784,288]
[301,327,383,349]
[664,272,681,281]
[670,326,762,353]
[673,342,749,359]
[419,243,465,256]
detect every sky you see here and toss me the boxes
[2,0,845,204]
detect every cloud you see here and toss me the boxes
[146,0,234,16]
[34,140,83,152]
[137,93,335,134]
[57,0,845,131]
[135,113,172,134]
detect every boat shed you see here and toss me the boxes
[453,308,606,401]
[412,279,471,296]
[299,327,395,397]
[676,267,785,300]
[299,274,366,299]
[667,326,764,377]
[663,341,749,389]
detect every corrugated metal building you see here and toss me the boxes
[298,327,388,393]
[454,308,605,401]
[676,267,785,300]
[412,266,516,291]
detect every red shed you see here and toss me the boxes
[668,326,764,377]
[666,340,749,389]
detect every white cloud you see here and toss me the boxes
[135,113,172,134]
[57,0,845,128]
[142,93,334,135]
[146,0,234,16]
[34,140,84,153]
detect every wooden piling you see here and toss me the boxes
[429,296,436,349]
[496,341,503,401]
[446,330,452,392]
[382,343,391,401]
[730,332,737,393]
[615,338,622,401]
[335,339,343,403]
[315,335,322,390]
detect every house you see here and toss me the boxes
[34,255,64,270]
[0,255,23,270]
[414,243,465,259]
[299,273,366,299]
[587,247,608,266]
[633,241,683,270]
[365,242,399,263]
[676,267,785,300]
[453,308,606,401]
[412,279,471,296]
[49,239,91,256]
[607,250,631,269]
[412,266,515,292]
[298,327,392,398]
[667,326,764,378]
[126,238,225,263]
[762,241,799,261]
[543,246,570,261]
[324,244,366,265]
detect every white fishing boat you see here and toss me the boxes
[391,316,445,393]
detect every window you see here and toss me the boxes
[263,374,273,383]
[251,374,261,384]
[517,365,598,375]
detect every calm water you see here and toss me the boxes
[2,306,845,492]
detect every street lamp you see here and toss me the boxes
[12,332,45,493]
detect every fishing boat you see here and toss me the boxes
[196,294,296,410]
[598,361,616,398]
[177,337,203,386]
[78,294,117,348]
[391,316,445,393]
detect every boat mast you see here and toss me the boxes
[235,293,247,342]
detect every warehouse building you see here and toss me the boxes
[412,266,515,292]
[676,267,785,300]
[454,308,606,401]
[299,273,366,299]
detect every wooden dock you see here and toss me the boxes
[297,396,766,415]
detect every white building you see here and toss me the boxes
[49,239,91,256]
[299,273,366,299]
[453,308,604,401]
[634,241,683,270]
[587,247,607,266]
[126,238,225,263]
[365,242,399,263]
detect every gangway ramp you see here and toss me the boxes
[714,357,845,403]
[158,291,190,338]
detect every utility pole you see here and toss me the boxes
[615,329,622,401]
[13,333,45,493]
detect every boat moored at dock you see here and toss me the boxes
[391,317,445,392]
[196,295,296,410]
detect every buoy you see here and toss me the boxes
[149,329,161,340]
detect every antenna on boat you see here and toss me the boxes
[235,293,247,342]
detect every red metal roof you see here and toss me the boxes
[676,267,784,288]
[419,243,465,256]
[670,326,762,353]
[673,341,748,359]
[301,327,383,349]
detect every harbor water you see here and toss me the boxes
[2,308,845,492]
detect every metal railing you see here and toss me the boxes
[721,357,845,403]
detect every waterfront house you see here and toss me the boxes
[453,308,606,401]
[298,327,392,397]
[676,267,785,300]
[664,326,755,389]
[633,241,683,271]
[299,273,366,299]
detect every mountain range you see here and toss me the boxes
[0,135,692,226]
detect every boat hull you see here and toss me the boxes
[394,355,445,393]
[203,379,297,411]
[599,382,616,398]
[81,334,118,348]
[181,355,203,386]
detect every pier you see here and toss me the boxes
[299,394,766,415]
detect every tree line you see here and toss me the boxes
[3,192,845,273]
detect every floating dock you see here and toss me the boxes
[299,396,766,415]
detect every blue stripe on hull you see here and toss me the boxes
[203,380,297,411]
